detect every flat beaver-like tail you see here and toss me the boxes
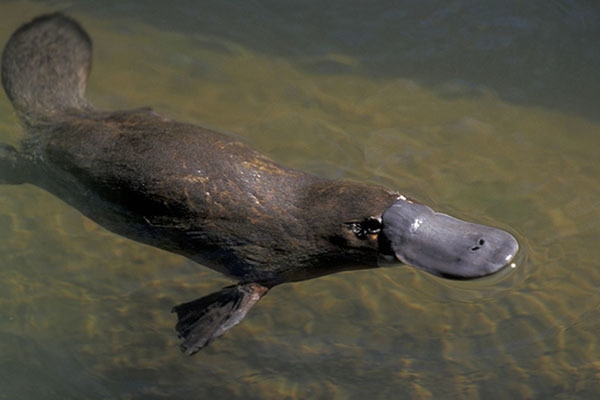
[1,13,93,125]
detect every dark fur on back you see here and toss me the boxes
[0,13,399,284]
[0,13,400,352]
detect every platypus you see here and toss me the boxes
[0,13,519,355]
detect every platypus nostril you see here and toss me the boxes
[470,238,486,251]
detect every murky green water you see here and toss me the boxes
[1,1,599,399]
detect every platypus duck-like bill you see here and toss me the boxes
[380,197,519,279]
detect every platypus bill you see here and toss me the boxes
[0,13,519,355]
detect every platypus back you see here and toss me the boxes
[1,13,93,125]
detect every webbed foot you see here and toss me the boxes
[0,143,29,184]
[171,282,269,355]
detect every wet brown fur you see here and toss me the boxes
[1,14,399,287]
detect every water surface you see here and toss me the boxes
[0,1,599,399]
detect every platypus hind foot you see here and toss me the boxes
[171,282,269,355]
[0,143,30,184]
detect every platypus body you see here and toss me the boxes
[0,14,518,354]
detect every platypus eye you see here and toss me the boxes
[345,217,382,239]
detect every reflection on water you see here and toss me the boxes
[1,1,599,399]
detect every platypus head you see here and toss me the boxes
[378,197,519,279]
[301,182,517,281]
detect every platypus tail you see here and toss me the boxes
[1,13,93,126]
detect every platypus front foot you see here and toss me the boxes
[171,282,269,355]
